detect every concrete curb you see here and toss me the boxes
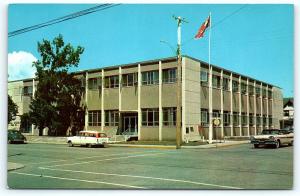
[108,141,249,149]
[7,162,25,171]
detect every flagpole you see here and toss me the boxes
[208,12,213,144]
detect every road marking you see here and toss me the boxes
[46,152,167,168]
[29,151,144,165]
[39,167,243,189]
[11,171,146,189]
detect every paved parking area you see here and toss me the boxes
[7,143,293,189]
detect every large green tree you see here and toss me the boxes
[29,35,85,136]
[8,95,18,124]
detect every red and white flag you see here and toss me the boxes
[194,15,210,39]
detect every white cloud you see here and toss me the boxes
[8,51,37,81]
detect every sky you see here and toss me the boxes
[7,3,294,97]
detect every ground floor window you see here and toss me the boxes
[105,110,119,126]
[223,111,231,126]
[163,107,176,126]
[241,112,247,126]
[88,110,101,126]
[142,108,159,126]
[201,108,209,126]
[233,112,240,126]
[256,115,261,126]
[249,113,254,126]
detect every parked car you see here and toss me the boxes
[8,129,27,144]
[67,130,109,147]
[250,129,294,148]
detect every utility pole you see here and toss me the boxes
[173,15,188,149]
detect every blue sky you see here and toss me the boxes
[8,4,294,97]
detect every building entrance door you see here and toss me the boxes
[123,116,137,133]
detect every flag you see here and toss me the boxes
[194,15,210,39]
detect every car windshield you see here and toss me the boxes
[261,130,279,135]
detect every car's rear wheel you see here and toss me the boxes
[68,141,73,147]
[87,143,92,148]
[274,140,280,149]
[254,144,259,148]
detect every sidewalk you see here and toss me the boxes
[25,135,250,149]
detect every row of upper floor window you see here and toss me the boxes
[87,68,177,89]
[200,71,273,98]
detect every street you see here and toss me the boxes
[7,143,293,189]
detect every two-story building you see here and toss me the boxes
[8,55,283,141]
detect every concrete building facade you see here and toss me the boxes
[8,56,283,141]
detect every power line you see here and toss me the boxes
[8,4,121,37]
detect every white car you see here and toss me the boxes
[250,129,294,148]
[67,130,109,147]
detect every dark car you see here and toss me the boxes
[8,130,27,144]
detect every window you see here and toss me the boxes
[256,115,261,125]
[232,81,239,92]
[262,88,267,98]
[268,90,272,99]
[88,111,101,126]
[162,68,177,83]
[200,71,208,86]
[233,112,239,126]
[248,85,254,95]
[105,110,119,126]
[142,108,159,126]
[223,78,230,91]
[88,77,101,90]
[104,75,119,88]
[163,107,176,126]
[241,83,247,94]
[255,87,261,96]
[212,75,221,88]
[263,115,267,126]
[241,113,247,125]
[212,110,221,118]
[142,71,159,85]
[122,73,137,87]
[249,114,254,126]
[201,108,209,126]
[23,86,33,96]
[223,111,231,126]
[268,115,273,127]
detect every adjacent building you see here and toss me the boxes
[8,55,283,142]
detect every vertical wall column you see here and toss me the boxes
[85,72,88,130]
[101,70,104,131]
[246,78,250,136]
[137,64,142,140]
[158,61,163,141]
[208,65,213,143]
[238,76,242,136]
[181,57,186,141]
[260,83,263,131]
[230,73,233,136]
[253,81,257,135]
[220,70,224,138]
[118,67,122,133]
[266,85,269,129]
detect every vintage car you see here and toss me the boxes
[67,130,109,147]
[8,129,27,144]
[250,129,294,148]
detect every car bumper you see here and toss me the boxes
[251,140,277,145]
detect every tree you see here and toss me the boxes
[29,34,85,136]
[8,95,18,124]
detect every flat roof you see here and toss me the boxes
[8,55,280,88]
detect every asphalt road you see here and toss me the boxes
[7,143,293,189]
